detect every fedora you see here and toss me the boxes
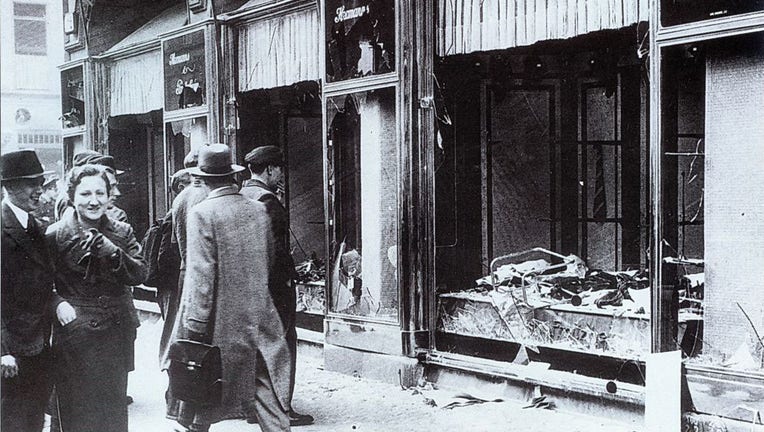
[187,144,245,177]
[1,149,53,181]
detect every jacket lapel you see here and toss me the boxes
[2,203,49,269]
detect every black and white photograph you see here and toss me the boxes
[1,0,763,431]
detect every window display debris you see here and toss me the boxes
[295,256,326,283]
[295,257,326,314]
[438,248,663,358]
[296,282,325,314]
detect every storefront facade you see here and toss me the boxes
[58,0,764,427]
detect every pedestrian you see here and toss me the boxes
[45,164,147,432]
[154,167,192,319]
[33,174,59,228]
[1,149,56,432]
[242,145,313,427]
[164,149,211,430]
[55,150,128,223]
[176,143,293,431]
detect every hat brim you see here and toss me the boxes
[187,164,246,177]
[1,170,54,181]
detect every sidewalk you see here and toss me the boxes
[128,316,640,432]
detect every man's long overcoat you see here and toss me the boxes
[180,186,291,423]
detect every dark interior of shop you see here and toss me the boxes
[236,81,327,329]
[108,109,163,239]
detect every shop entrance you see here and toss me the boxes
[236,81,326,331]
[108,110,163,238]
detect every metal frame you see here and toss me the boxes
[649,4,764,354]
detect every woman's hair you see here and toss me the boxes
[66,164,112,202]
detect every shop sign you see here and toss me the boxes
[324,0,396,83]
[163,30,206,112]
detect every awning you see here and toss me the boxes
[109,49,163,116]
[104,3,187,116]
[437,0,648,56]
[237,7,320,91]
[104,3,187,54]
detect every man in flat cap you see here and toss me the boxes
[242,145,313,427]
[171,144,292,431]
[1,149,57,431]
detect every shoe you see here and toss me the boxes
[246,410,314,427]
[289,410,314,427]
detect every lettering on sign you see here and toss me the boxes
[334,5,369,23]
[169,53,190,66]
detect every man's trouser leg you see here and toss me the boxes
[251,351,291,432]
[1,350,52,432]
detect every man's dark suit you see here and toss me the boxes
[1,201,55,432]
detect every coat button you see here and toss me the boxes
[90,320,98,327]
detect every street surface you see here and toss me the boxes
[116,315,640,432]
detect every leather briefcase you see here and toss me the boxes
[168,339,223,406]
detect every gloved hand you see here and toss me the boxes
[81,229,120,259]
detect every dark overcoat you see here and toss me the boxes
[45,210,147,432]
[181,185,292,424]
[1,202,55,357]
[1,201,56,432]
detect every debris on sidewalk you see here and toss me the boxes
[440,392,505,410]
[523,395,556,410]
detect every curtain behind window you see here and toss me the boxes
[238,7,320,91]
[437,0,648,56]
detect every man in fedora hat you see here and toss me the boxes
[241,145,313,427]
[172,144,293,431]
[1,149,57,431]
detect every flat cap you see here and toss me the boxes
[244,146,284,167]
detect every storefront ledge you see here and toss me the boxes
[685,365,764,423]
[683,412,764,432]
[424,351,645,427]
[323,343,422,388]
[296,327,324,346]
[325,317,403,356]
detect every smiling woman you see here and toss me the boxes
[44,164,148,432]
[69,166,111,225]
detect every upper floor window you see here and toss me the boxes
[14,3,47,56]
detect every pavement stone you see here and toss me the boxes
[125,316,640,432]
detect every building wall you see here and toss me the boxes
[704,42,764,360]
[1,0,64,174]
[0,0,63,150]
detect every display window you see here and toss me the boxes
[326,87,399,322]
[165,116,208,175]
[658,32,764,419]
[433,29,650,380]
[324,0,396,83]
[61,66,85,131]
